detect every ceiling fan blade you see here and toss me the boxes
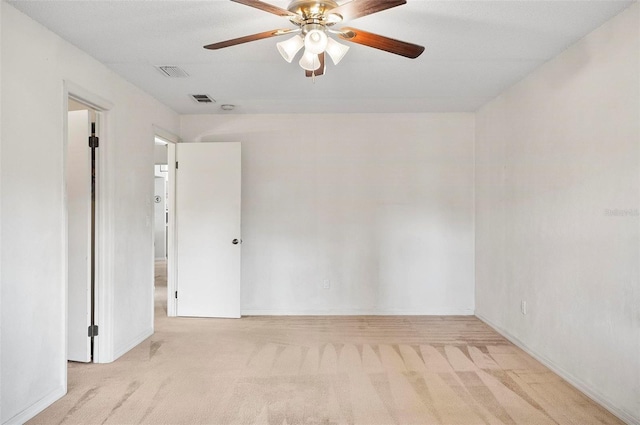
[204,28,297,50]
[305,53,326,77]
[231,0,301,21]
[337,27,424,58]
[326,0,406,22]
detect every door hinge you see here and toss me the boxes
[88,135,99,148]
[89,122,99,148]
[175,161,179,169]
[88,325,99,337]
[175,291,178,299]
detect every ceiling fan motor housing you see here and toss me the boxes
[287,0,342,25]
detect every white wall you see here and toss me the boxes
[181,113,475,315]
[475,4,639,423]
[0,2,179,423]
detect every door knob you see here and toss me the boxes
[232,239,241,245]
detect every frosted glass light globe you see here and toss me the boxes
[276,35,304,63]
[325,37,349,65]
[299,50,321,71]
[304,29,328,55]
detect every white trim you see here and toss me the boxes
[241,309,475,316]
[153,125,180,144]
[166,143,177,317]
[0,6,3,422]
[0,1,2,415]
[2,386,66,425]
[113,327,154,361]
[64,80,115,364]
[61,94,70,396]
[148,128,155,334]
[471,113,477,314]
[94,109,114,364]
[66,82,114,111]
[476,313,640,425]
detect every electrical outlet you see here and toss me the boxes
[322,279,330,289]
[521,300,527,315]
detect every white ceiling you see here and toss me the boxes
[9,0,633,114]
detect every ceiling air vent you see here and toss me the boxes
[155,65,189,78]
[190,94,216,104]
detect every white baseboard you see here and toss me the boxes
[112,326,153,361]
[476,313,639,425]
[241,309,474,316]
[3,385,66,425]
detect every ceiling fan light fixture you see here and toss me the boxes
[304,29,328,55]
[325,37,349,65]
[299,50,321,71]
[202,0,426,79]
[276,34,304,63]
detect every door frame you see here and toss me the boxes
[153,126,179,317]
[63,81,113,365]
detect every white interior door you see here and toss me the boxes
[176,142,241,318]
[67,110,92,362]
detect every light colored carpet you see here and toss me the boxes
[27,260,623,425]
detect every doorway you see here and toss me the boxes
[154,137,169,316]
[152,130,178,318]
[67,98,99,363]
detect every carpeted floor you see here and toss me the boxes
[27,260,623,425]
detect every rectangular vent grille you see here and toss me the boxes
[191,94,215,104]
[155,66,189,78]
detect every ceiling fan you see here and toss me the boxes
[204,0,425,78]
